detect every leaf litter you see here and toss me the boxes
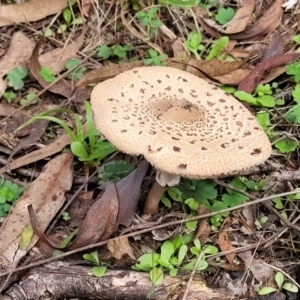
[0,0,300,298]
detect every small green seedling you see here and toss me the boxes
[144,49,168,66]
[7,66,28,90]
[97,44,133,60]
[206,36,229,60]
[20,93,38,106]
[3,91,17,103]
[0,179,23,217]
[98,160,135,185]
[39,67,56,83]
[185,31,205,60]
[133,235,218,284]
[83,250,108,277]
[61,211,70,221]
[135,7,163,36]
[258,272,298,295]
[16,102,116,166]
[286,62,300,82]
[275,138,298,154]
[255,216,268,230]
[57,7,83,34]
[65,58,86,80]
[215,7,235,25]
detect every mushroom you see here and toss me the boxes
[90,66,272,214]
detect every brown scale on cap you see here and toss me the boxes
[91,66,271,180]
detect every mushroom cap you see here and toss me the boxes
[91,66,272,179]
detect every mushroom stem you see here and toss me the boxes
[143,181,167,214]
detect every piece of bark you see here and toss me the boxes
[2,262,229,300]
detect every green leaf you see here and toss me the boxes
[188,31,202,48]
[161,196,172,208]
[275,272,284,289]
[19,224,34,250]
[7,66,28,90]
[293,34,300,45]
[258,287,277,295]
[178,245,187,266]
[98,160,135,184]
[193,180,217,203]
[222,191,248,207]
[92,266,107,277]
[39,67,56,83]
[206,36,229,60]
[63,8,72,24]
[256,95,275,107]
[215,7,235,25]
[158,240,175,267]
[57,24,67,34]
[275,139,298,153]
[186,220,198,230]
[150,267,164,284]
[20,93,38,106]
[97,45,112,59]
[172,236,184,250]
[71,141,89,159]
[185,198,199,210]
[44,28,53,37]
[83,250,100,265]
[234,91,257,105]
[292,84,300,103]
[285,104,300,123]
[134,253,160,271]
[168,187,183,202]
[3,91,16,103]
[272,197,284,209]
[256,111,271,130]
[203,245,218,254]
[286,62,300,82]
[182,259,208,271]
[282,282,299,293]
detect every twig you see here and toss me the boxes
[182,252,205,300]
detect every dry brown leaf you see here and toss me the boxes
[0,152,73,267]
[225,0,256,34]
[186,56,245,78]
[238,251,273,282]
[159,25,188,58]
[238,53,300,93]
[262,36,285,61]
[218,218,235,265]
[65,182,119,250]
[194,205,211,245]
[194,0,283,40]
[107,237,135,260]
[39,29,86,75]
[225,0,256,51]
[0,0,69,27]
[115,160,149,229]
[0,32,35,97]
[0,133,72,174]
[29,38,72,98]
[214,69,250,85]
[74,60,143,89]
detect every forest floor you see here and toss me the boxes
[0,0,300,299]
